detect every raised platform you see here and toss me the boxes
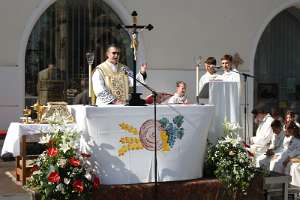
[91,177,264,200]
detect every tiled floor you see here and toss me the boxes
[0,139,31,200]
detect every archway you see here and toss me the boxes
[254,6,300,120]
[18,0,143,107]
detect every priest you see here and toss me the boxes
[92,44,147,105]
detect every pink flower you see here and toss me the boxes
[48,171,60,183]
[72,180,83,192]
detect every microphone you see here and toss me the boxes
[212,65,222,69]
[120,66,134,77]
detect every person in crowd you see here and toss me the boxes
[250,105,274,158]
[255,119,284,169]
[37,61,66,104]
[73,78,89,105]
[271,108,284,124]
[198,57,221,92]
[284,111,300,130]
[92,44,147,105]
[269,121,300,174]
[220,54,240,83]
[168,81,188,104]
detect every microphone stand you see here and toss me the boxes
[125,71,159,199]
[230,69,255,143]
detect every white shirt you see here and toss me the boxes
[168,93,188,104]
[198,72,221,93]
[284,137,300,158]
[221,68,240,83]
[269,131,284,150]
[251,114,274,147]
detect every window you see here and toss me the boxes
[25,0,132,105]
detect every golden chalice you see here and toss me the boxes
[31,101,46,123]
[23,107,32,124]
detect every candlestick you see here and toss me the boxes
[86,52,95,105]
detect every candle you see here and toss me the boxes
[88,64,92,98]
[196,64,199,98]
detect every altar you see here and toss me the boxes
[69,104,215,185]
[2,104,215,185]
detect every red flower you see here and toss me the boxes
[31,164,39,172]
[48,171,60,183]
[81,153,91,158]
[243,141,250,148]
[47,147,58,157]
[69,158,80,167]
[72,180,84,192]
[247,150,254,157]
[93,176,100,190]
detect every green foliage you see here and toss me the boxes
[207,125,256,198]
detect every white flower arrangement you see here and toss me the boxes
[207,120,256,199]
[223,119,242,137]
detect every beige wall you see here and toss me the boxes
[120,0,298,71]
[0,0,299,130]
[0,0,40,65]
[0,0,298,68]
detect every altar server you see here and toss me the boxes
[250,105,274,158]
[220,54,240,83]
[168,81,189,104]
[269,121,300,174]
[198,57,221,93]
[256,119,284,169]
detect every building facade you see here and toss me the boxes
[1,0,300,140]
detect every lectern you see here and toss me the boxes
[208,81,240,144]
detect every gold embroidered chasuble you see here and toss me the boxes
[95,61,129,103]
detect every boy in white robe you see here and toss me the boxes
[220,54,240,83]
[168,81,188,104]
[256,119,284,169]
[269,121,300,174]
[198,57,221,93]
[250,106,274,158]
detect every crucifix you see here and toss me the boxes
[118,11,153,106]
[118,11,158,199]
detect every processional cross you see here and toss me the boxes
[118,11,153,106]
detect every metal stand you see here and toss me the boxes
[231,69,255,142]
[125,70,159,199]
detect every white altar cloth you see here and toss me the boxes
[70,104,215,185]
[208,81,240,144]
[1,123,76,157]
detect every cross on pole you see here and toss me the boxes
[117,11,153,106]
